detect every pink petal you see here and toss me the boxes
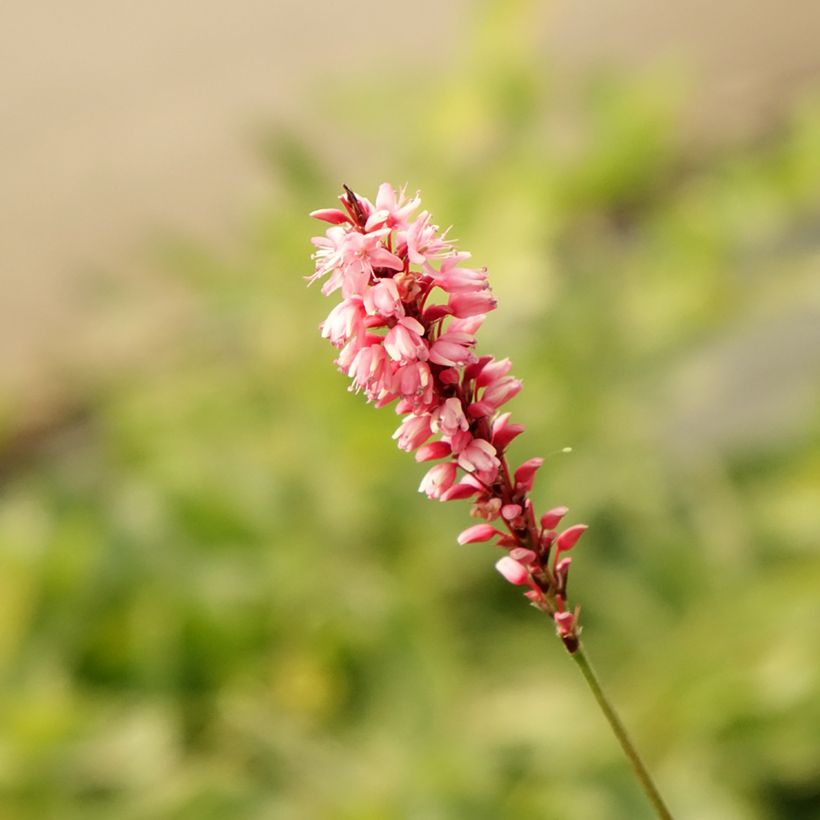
[421,305,451,323]
[509,547,537,564]
[457,523,498,545]
[440,482,480,502]
[540,506,569,530]
[514,458,543,491]
[369,247,404,271]
[495,556,529,585]
[415,441,452,462]
[501,504,523,520]
[476,357,512,387]
[310,208,350,224]
[463,355,493,381]
[556,524,588,553]
[467,401,494,419]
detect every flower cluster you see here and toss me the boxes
[308,184,586,652]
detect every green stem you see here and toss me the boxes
[571,645,674,819]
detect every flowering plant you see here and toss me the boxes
[308,183,673,818]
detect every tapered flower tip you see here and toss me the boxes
[463,355,493,381]
[491,413,525,450]
[457,523,498,545]
[514,457,543,491]
[495,556,529,585]
[415,441,452,462]
[449,315,486,335]
[309,208,350,224]
[440,482,480,502]
[556,524,588,553]
[540,506,569,530]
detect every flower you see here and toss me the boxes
[308,184,587,651]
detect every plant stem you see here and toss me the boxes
[571,645,674,819]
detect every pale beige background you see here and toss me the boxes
[2,0,818,394]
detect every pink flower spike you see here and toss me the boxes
[540,506,569,531]
[307,185,591,655]
[457,523,499,545]
[415,441,452,462]
[495,556,529,585]
[514,458,544,491]
[310,208,350,224]
[556,524,588,554]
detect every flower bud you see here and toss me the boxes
[415,441,452,462]
[555,524,588,554]
[495,556,529,585]
[514,458,543,491]
[540,506,569,531]
[457,523,499,545]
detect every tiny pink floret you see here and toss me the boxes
[540,506,569,531]
[514,458,544,491]
[556,524,588,554]
[457,523,499,545]
[495,556,530,585]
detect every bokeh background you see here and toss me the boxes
[2,1,819,818]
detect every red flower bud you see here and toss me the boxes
[457,523,499,545]
[540,506,569,530]
[556,524,588,554]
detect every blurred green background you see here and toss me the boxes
[2,2,820,818]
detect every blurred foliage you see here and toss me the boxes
[2,3,820,818]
